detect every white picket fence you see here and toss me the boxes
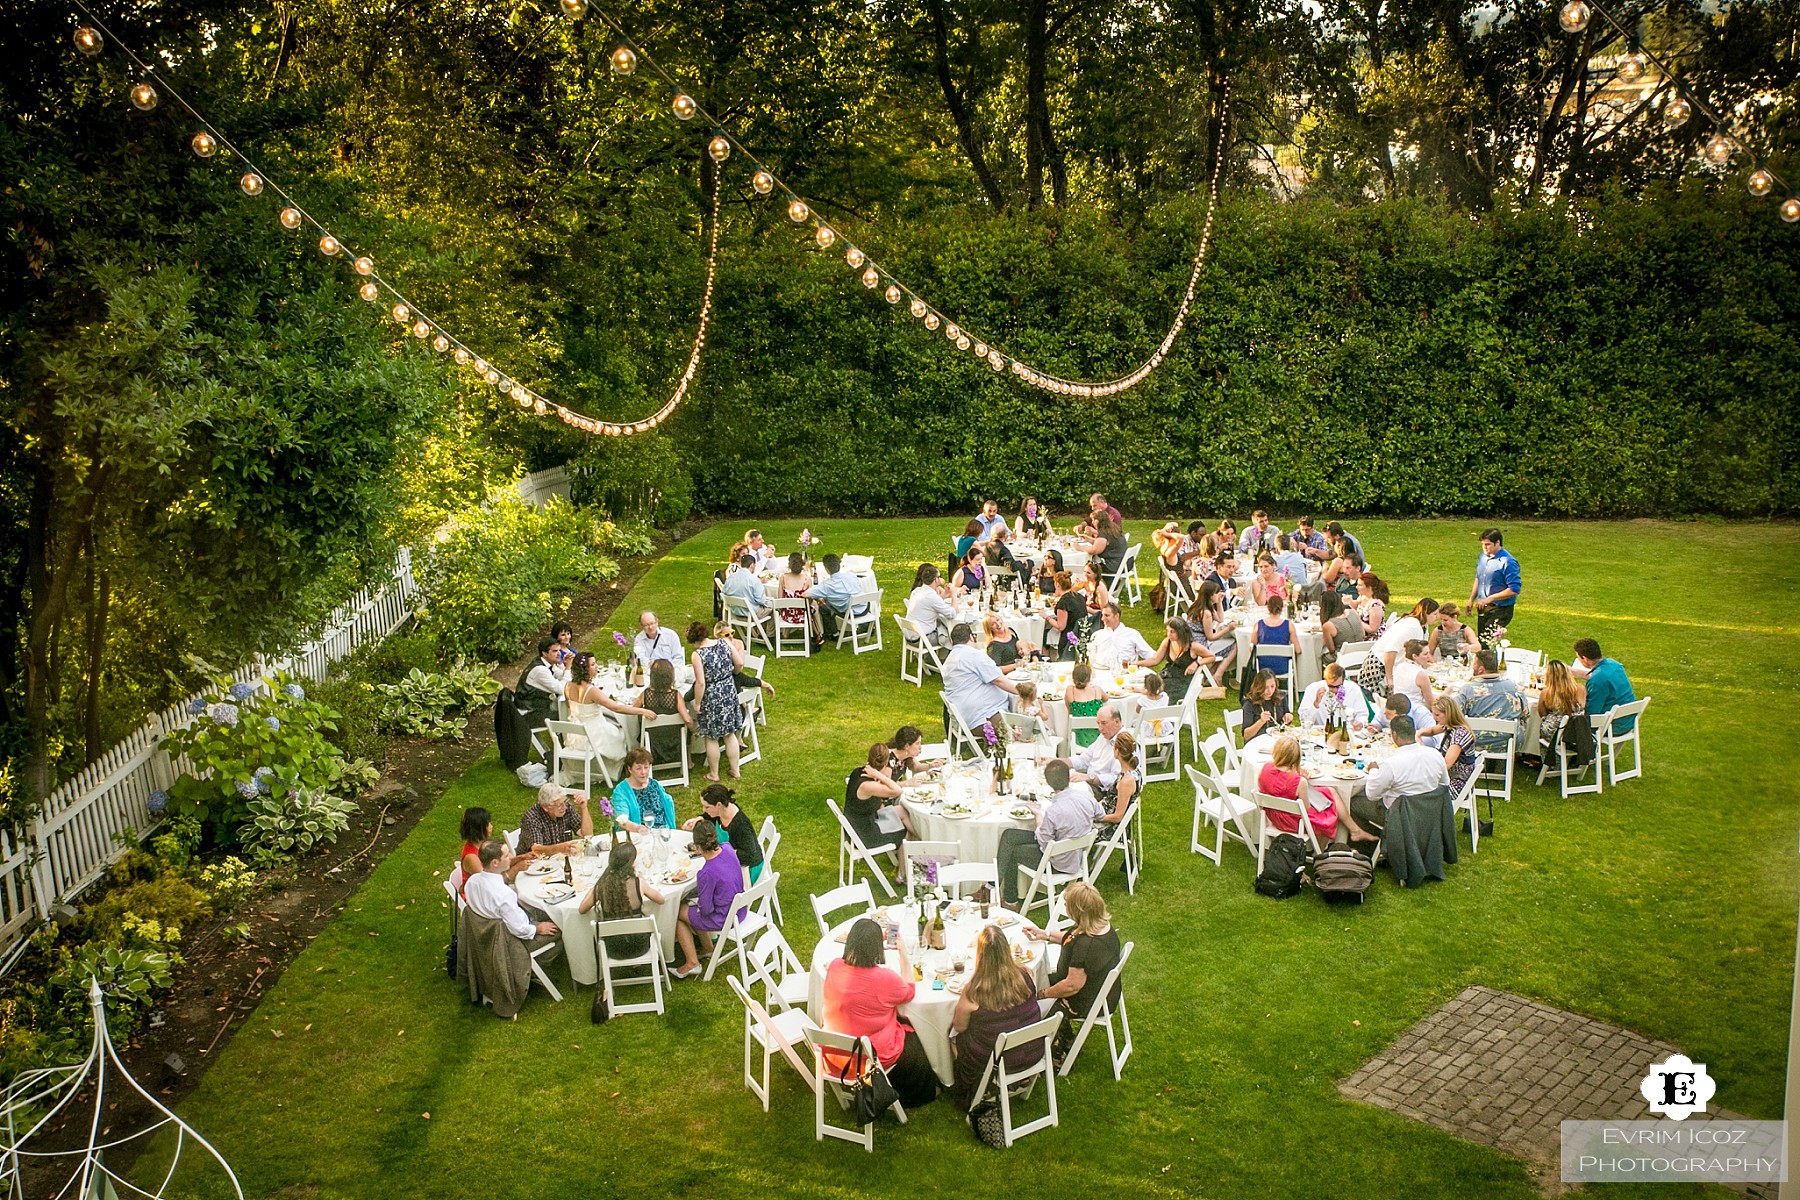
[0,547,423,961]
[516,465,572,510]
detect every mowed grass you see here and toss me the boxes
[154,518,1799,1200]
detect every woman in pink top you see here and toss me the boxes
[820,918,940,1109]
[1256,735,1375,846]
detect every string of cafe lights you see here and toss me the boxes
[1555,0,1795,221]
[65,0,718,437]
[564,0,1229,397]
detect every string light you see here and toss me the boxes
[610,46,636,75]
[815,225,835,248]
[354,256,374,276]
[189,132,216,158]
[1665,96,1691,128]
[885,284,901,304]
[318,234,341,256]
[391,303,410,323]
[671,93,696,120]
[238,172,263,196]
[1749,168,1774,198]
[1617,50,1645,80]
[845,247,865,269]
[559,0,587,15]
[1558,0,1590,33]
[129,81,157,110]
[861,266,879,288]
[787,199,809,223]
[708,135,730,162]
[1703,134,1733,165]
[1784,199,1800,224]
[752,170,773,195]
[278,206,302,230]
[72,25,101,55]
[433,334,450,352]
[359,281,379,302]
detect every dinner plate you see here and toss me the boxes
[1333,765,1360,778]
[1007,807,1034,820]
[940,809,973,821]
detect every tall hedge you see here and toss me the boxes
[608,183,1799,517]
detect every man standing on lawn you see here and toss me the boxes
[1469,527,1521,638]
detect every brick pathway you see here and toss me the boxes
[1338,985,1764,1197]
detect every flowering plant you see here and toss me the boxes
[613,631,628,648]
[798,529,819,547]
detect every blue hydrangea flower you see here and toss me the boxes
[235,778,259,800]
[207,703,239,727]
[146,790,169,816]
[265,716,281,732]
[229,682,256,702]
[188,697,208,716]
[282,683,306,702]
[253,766,275,795]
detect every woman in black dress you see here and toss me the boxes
[845,744,913,868]
[579,839,665,960]
[951,925,1044,1111]
[1047,571,1088,660]
[1139,618,1211,704]
[1024,880,1121,1057]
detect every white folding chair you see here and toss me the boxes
[1185,765,1257,865]
[935,861,998,899]
[503,828,521,853]
[967,1011,1064,1145]
[1160,560,1195,623]
[1503,647,1543,673]
[529,938,564,1003]
[548,719,615,792]
[841,554,874,575]
[803,1027,904,1149]
[1336,639,1374,675]
[728,975,816,1112]
[1467,717,1517,806]
[836,590,884,654]
[1598,698,1650,785]
[810,880,876,936]
[1249,643,1299,708]
[943,696,989,760]
[593,916,666,1015]
[1065,714,1100,759]
[1106,542,1142,607]
[1450,771,1482,853]
[896,616,946,686]
[1199,729,1241,779]
[1087,801,1141,894]
[901,839,961,898]
[745,927,811,1015]
[1537,720,1603,797]
[703,870,777,981]
[736,689,764,767]
[770,598,813,658]
[1058,940,1134,1080]
[759,816,784,926]
[639,714,691,789]
[825,799,899,898]
[999,711,1056,755]
[725,594,776,653]
[1018,831,1098,919]
[1223,708,1246,747]
[1134,704,1184,784]
[1252,791,1322,871]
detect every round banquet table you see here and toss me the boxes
[951,598,1045,653]
[1010,538,1088,575]
[1233,617,1325,692]
[553,663,699,780]
[1236,728,1395,810]
[898,764,1041,864]
[1427,660,1543,752]
[513,830,698,985]
[807,904,1052,1086]
[1009,661,1145,746]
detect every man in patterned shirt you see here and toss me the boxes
[1455,649,1525,753]
[519,782,592,855]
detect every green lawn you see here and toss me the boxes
[157,518,1799,1199]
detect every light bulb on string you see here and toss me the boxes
[957,336,970,351]
[990,356,1005,372]
[485,369,500,385]
[358,281,378,302]
[1783,198,1800,223]
[1665,96,1691,127]
[1703,134,1733,165]
[1618,51,1645,81]
[73,26,102,56]
[787,199,809,223]
[815,225,835,248]
[354,256,374,276]
[392,303,410,323]
[130,81,158,111]
[560,0,587,16]
[239,172,264,196]
[432,334,450,353]
[974,341,988,357]
[610,46,637,75]
[908,298,926,318]
[671,93,697,120]
[190,132,217,158]
[924,313,940,331]
[861,266,879,288]
[945,322,960,340]
[1748,168,1774,198]
[319,234,341,257]
[279,206,303,231]
[708,136,730,163]
[412,319,431,339]
[752,170,774,195]
[1558,0,1590,32]
[474,359,489,375]
[454,347,470,365]
[845,247,865,269]
[886,284,901,304]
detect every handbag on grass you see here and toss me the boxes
[590,990,610,1023]
[968,1101,1008,1148]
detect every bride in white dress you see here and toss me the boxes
[562,653,657,780]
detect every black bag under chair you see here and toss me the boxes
[1309,848,1374,903]
[1254,834,1308,898]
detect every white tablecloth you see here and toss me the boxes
[514,831,697,984]
[1233,619,1325,691]
[1011,538,1089,575]
[1237,730,1382,807]
[898,771,1039,864]
[951,600,1046,653]
[807,906,1051,1085]
[1007,662,1145,746]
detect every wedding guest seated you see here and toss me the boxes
[954,518,985,564]
[463,838,561,962]
[1323,539,1363,601]
[578,839,664,961]
[1015,497,1051,541]
[1191,580,1239,681]
[1096,731,1143,832]
[1319,592,1361,664]
[563,651,658,780]
[1433,695,1479,797]
[1325,520,1365,563]
[1212,517,1238,555]
[1294,515,1332,561]
[1022,880,1120,1062]
[805,552,868,641]
[1253,595,1300,678]
[1351,715,1449,840]
[1063,663,1105,748]
[1088,603,1153,672]
[548,621,577,674]
[906,564,956,646]
[671,820,743,979]
[995,759,1104,908]
[1240,669,1289,740]
[1237,509,1281,558]
[1150,521,1185,571]
[637,659,696,763]
[983,612,1027,672]
[1573,638,1638,732]
[633,610,685,669]
[887,725,939,780]
[1033,549,1063,596]
[1075,513,1127,583]
[684,782,764,883]
[1299,663,1370,727]
[952,925,1045,1112]
[1455,649,1525,753]
[846,743,913,866]
[1273,535,1311,591]
[1249,554,1289,608]
[746,528,779,568]
[822,918,939,1109]
[459,807,531,892]
[1205,550,1243,609]
[1139,617,1213,704]
[1257,734,1372,845]
[1535,660,1585,760]
[1074,562,1111,613]
[721,552,772,625]
[1046,571,1088,660]
[1429,603,1479,663]
[609,749,677,832]
[712,542,745,619]
[944,622,1021,740]
[1012,682,1053,730]
[1069,705,1125,804]
[1391,640,1438,713]
[1078,493,1121,537]
[1354,572,1391,641]
[975,499,1009,544]
[950,546,987,597]
[1370,690,1440,750]
[516,636,566,729]
[776,552,821,637]
[1137,672,1166,703]
[520,782,592,855]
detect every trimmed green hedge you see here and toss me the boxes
[607,184,1799,517]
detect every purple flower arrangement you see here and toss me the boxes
[613,631,628,648]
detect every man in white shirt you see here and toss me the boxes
[1353,715,1450,837]
[941,623,1019,735]
[1069,704,1123,797]
[721,553,771,613]
[744,528,777,568]
[994,759,1104,907]
[633,611,684,669]
[1236,509,1282,558]
[905,565,957,646]
[1087,604,1154,672]
[462,840,561,959]
[1299,664,1370,727]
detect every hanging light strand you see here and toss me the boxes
[1562,0,1793,213]
[64,0,714,436]
[577,0,1228,394]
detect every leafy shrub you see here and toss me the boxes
[374,660,498,740]
[239,790,359,867]
[78,874,212,955]
[52,945,174,1028]
[198,856,259,910]
[414,496,621,661]
[150,812,204,868]
[161,674,347,837]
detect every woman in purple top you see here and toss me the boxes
[672,822,743,979]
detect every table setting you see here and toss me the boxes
[1237,724,1398,803]
[513,828,698,984]
[1010,536,1088,575]
[806,897,1052,1085]
[1011,660,1147,743]
[899,758,1045,863]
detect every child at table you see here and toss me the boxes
[1012,681,1052,729]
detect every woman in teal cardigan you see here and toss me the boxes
[609,748,676,831]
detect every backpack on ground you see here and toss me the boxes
[1310,848,1374,904]
[1254,834,1308,898]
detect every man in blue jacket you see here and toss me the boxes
[1469,527,1522,637]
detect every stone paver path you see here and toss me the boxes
[1338,985,1762,1196]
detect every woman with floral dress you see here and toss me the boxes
[687,621,744,782]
